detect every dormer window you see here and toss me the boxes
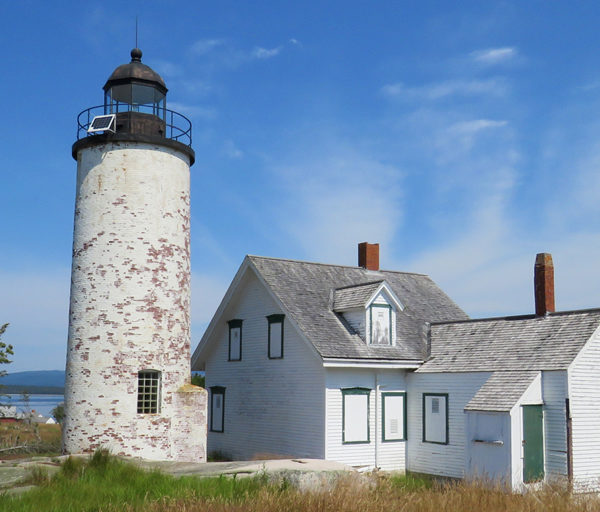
[370,304,392,345]
[333,280,402,347]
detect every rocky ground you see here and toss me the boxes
[0,455,355,495]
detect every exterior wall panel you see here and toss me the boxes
[407,372,490,478]
[325,368,407,471]
[568,327,600,491]
[205,270,326,460]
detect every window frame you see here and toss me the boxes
[382,391,407,442]
[369,303,393,346]
[137,370,161,414]
[228,319,243,361]
[210,386,226,433]
[342,387,371,444]
[267,314,285,359]
[422,392,449,445]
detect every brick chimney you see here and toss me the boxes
[534,253,555,316]
[358,242,379,271]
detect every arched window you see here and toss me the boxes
[137,370,161,414]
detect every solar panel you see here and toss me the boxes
[88,114,116,133]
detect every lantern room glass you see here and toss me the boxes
[104,84,166,119]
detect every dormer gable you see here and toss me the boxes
[333,280,403,346]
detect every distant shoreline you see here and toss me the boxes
[1,385,65,395]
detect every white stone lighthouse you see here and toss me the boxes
[64,48,207,461]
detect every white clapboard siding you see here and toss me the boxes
[407,372,490,478]
[568,327,600,491]
[325,368,407,470]
[541,370,568,480]
[205,269,326,460]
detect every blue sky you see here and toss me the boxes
[2,1,600,372]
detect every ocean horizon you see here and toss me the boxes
[2,394,64,418]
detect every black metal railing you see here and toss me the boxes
[76,104,192,146]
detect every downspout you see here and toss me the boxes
[566,398,573,484]
[375,373,379,469]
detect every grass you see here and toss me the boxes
[0,423,61,457]
[2,451,600,512]
[0,450,267,512]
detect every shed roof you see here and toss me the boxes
[418,309,600,373]
[464,371,539,412]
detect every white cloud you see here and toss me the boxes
[437,119,509,157]
[168,101,217,120]
[271,149,404,264]
[470,47,517,65]
[289,38,302,47]
[223,139,243,159]
[152,60,183,79]
[190,38,226,56]
[381,78,508,100]
[252,46,282,60]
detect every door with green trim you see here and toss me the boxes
[522,405,544,483]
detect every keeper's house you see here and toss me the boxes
[193,244,600,490]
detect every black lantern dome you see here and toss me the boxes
[103,48,167,129]
[103,48,167,117]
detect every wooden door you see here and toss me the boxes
[522,405,544,483]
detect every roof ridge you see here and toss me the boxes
[247,255,429,276]
[430,307,600,327]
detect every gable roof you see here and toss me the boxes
[246,255,468,361]
[418,309,600,373]
[464,371,539,412]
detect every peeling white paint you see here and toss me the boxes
[64,141,206,461]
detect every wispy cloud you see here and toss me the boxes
[190,38,226,56]
[270,147,404,264]
[252,46,282,60]
[168,101,217,120]
[470,47,517,65]
[381,78,508,100]
[223,139,243,159]
[289,38,302,47]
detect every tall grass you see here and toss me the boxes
[0,450,265,512]
[2,452,600,512]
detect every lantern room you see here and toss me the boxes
[73,48,194,164]
[103,48,167,119]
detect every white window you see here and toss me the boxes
[137,370,161,414]
[382,392,406,441]
[369,304,392,345]
[210,386,225,432]
[342,388,370,444]
[423,393,448,444]
[228,319,242,361]
[267,314,284,359]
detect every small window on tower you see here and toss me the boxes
[137,370,161,414]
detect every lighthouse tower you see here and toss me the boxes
[64,48,207,461]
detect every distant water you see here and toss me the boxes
[2,394,64,418]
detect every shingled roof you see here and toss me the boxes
[333,281,384,311]
[248,256,468,360]
[464,371,539,412]
[418,309,600,373]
